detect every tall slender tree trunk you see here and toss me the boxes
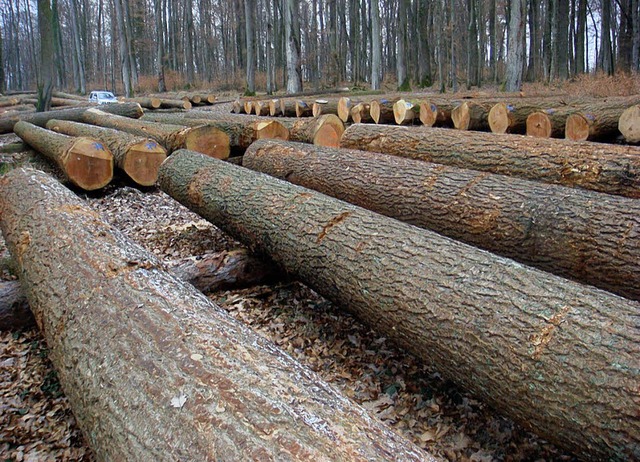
[370,0,381,89]
[265,0,275,93]
[505,0,526,91]
[396,0,408,89]
[51,0,65,88]
[575,0,586,74]
[114,0,133,96]
[69,0,86,94]
[37,0,54,112]
[450,0,457,91]
[184,0,196,85]
[632,0,639,71]
[489,0,497,83]
[284,0,302,93]
[598,0,614,75]
[244,0,255,94]
[0,21,4,94]
[154,0,166,92]
[466,0,479,88]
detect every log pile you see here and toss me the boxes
[0,168,431,461]
[158,149,639,462]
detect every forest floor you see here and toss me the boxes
[0,92,594,461]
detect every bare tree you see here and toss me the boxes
[244,0,255,94]
[154,0,166,92]
[371,0,381,89]
[505,0,526,91]
[37,0,54,111]
[285,0,302,93]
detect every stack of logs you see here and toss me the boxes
[1,88,640,461]
[234,93,640,144]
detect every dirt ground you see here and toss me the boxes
[0,114,578,461]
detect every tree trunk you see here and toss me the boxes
[243,139,640,301]
[505,0,526,91]
[311,99,340,117]
[0,280,32,330]
[143,112,289,152]
[0,168,431,462]
[370,0,381,89]
[159,149,640,462]
[0,102,143,134]
[81,109,229,159]
[126,97,162,110]
[277,114,345,147]
[451,101,493,131]
[36,0,54,113]
[46,119,167,186]
[295,100,313,117]
[340,124,640,198]
[350,103,373,124]
[243,0,256,94]
[254,100,270,116]
[619,105,640,143]
[564,106,626,141]
[13,121,113,191]
[154,0,166,93]
[284,0,303,93]
[488,101,565,134]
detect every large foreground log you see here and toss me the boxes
[0,168,431,462]
[46,119,167,186]
[340,124,640,198]
[81,108,229,159]
[158,150,639,462]
[0,102,143,134]
[13,121,113,190]
[243,140,640,300]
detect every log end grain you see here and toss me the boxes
[619,105,640,143]
[313,114,345,147]
[255,121,290,142]
[312,100,328,118]
[204,94,216,104]
[122,139,168,186]
[268,99,281,117]
[232,100,243,114]
[565,113,591,141]
[419,101,439,127]
[243,101,254,115]
[488,102,512,134]
[150,98,162,109]
[369,100,382,124]
[337,97,351,122]
[184,126,231,160]
[451,102,471,130]
[393,100,415,125]
[190,95,202,105]
[526,112,552,138]
[295,100,311,118]
[64,137,114,190]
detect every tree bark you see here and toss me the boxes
[36,0,54,113]
[244,139,640,300]
[143,112,289,152]
[619,105,640,143]
[565,110,621,142]
[505,0,526,91]
[0,102,143,134]
[159,149,640,462]
[81,109,229,159]
[311,99,340,117]
[13,121,113,191]
[0,168,430,462]
[284,0,303,93]
[340,124,640,199]
[46,119,167,187]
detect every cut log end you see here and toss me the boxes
[122,140,168,186]
[64,138,114,190]
[268,99,281,117]
[488,103,511,134]
[243,101,254,115]
[337,97,351,122]
[393,100,416,125]
[370,101,382,124]
[313,115,345,147]
[451,103,471,130]
[565,114,590,141]
[184,126,231,160]
[255,121,290,141]
[619,105,640,143]
[526,112,552,138]
[150,98,162,109]
[419,102,438,127]
[295,101,311,118]
[312,101,327,118]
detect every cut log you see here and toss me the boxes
[244,139,640,300]
[51,91,87,102]
[526,108,573,138]
[0,168,431,461]
[158,98,192,110]
[268,99,281,116]
[13,121,113,190]
[350,103,373,124]
[1,248,280,330]
[0,96,22,108]
[393,99,417,125]
[340,124,640,199]
[142,112,288,152]
[46,119,167,186]
[127,97,162,110]
[20,97,93,108]
[488,102,531,134]
[277,114,344,147]
[295,100,313,117]
[201,94,216,104]
[311,99,339,117]
[618,105,640,143]
[0,141,27,153]
[0,280,32,331]
[159,149,640,462]
[337,96,354,122]
[0,101,143,134]
[369,98,396,124]
[81,108,229,159]
[564,105,628,141]
[254,100,270,116]
[231,99,244,114]
[279,99,297,117]
[243,100,254,115]
[451,101,493,131]
[419,100,453,127]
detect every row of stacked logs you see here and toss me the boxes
[234,94,640,143]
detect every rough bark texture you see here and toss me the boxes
[127,97,162,109]
[158,149,640,462]
[143,112,288,152]
[81,108,228,159]
[0,280,32,330]
[340,124,640,198]
[243,139,640,300]
[369,99,396,124]
[254,100,270,116]
[0,102,143,134]
[311,99,340,117]
[0,168,433,462]
[564,105,628,141]
[13,121,113,191]
[451,101,493,131]
[618,104,640,143]
[46,119,167,186]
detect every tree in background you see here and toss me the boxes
[36,0,54,111]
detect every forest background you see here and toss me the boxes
[0,0,639,100]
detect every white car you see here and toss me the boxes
[89,91,119,105]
